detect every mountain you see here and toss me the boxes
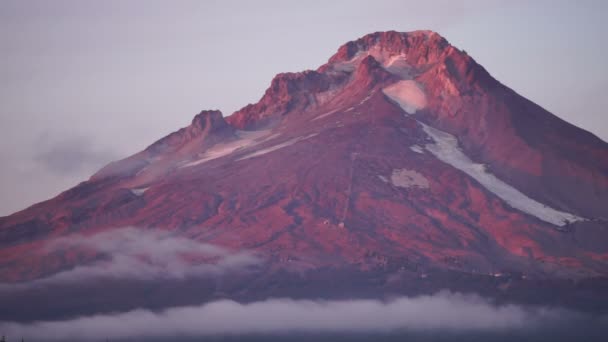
[1,30,608,322]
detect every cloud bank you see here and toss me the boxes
[1,291,603,341]
[0,228,261,291]
[0,229,605,341]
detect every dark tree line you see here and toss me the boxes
[0,336,24,342]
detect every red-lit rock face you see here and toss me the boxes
[1,30,607,287]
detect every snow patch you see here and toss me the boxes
[382,80,427,114]
[410,145,424,154]
[390,169,430,189]
[333,48,413,79]
[360,93,373,104]
[312,109,339,121]
[331,51,366,73]
[237,133,318,161]
[366,47,411,76]
[180,130,274,168]
[130,187,149,196]
[383,54,413,78]
[419,122,585,226]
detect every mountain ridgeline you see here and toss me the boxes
[1,31,608,322]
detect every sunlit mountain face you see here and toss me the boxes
[1,31,607,341]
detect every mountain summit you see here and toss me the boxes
[1,31,607,320]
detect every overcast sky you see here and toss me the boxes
[0,0,606,216]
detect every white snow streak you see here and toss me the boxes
[237,133,318,161]
[410,145,424,154]
[179,130,274,168]
[419,122,584,226]
[312,109,339,121]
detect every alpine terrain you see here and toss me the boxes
[1,31,608,325]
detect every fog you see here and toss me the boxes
[1,229,606,341]
[1,291,605,341]
[0,227,261,291]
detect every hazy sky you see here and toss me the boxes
[0,0,606,216]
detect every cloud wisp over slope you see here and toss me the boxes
[0,227,261,291]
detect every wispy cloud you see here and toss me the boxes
[33,134,117,175]
[0,291,603,341]
[0,228,261,290]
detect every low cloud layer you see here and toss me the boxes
[0,228,261,291]
[1,291,604,341]
[0,229,605,340]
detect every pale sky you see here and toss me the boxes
[0,0,606,216]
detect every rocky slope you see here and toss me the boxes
[1,30,607,320]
